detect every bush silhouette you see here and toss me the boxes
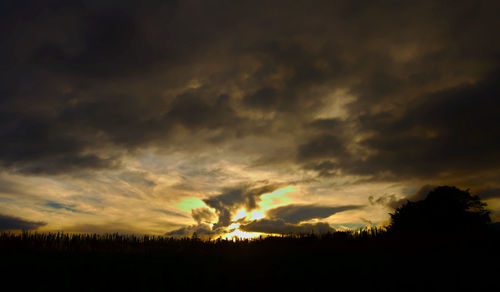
[388,186,491,233]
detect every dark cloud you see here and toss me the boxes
[296,71,500,181]
[243,87,280,111]
[351,73,500,179]
[165,223,219,238]
[297,135,346,162]
[0,116,120,175]
[476,188,500,200]
[309,119,342,132]
[369,185,435,210]
[0,0,247,175]
[235,202,360,235]
[266,204,361,224]
[0,0,499,203]
[0,0,180,76]
[240,219,334,235]
[191,208,216,224]
[165,93,244,132]
[369,194,398,208]
[303,161,339,178]
[0,214,46,231]
[203,183,279,228]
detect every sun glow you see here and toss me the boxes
[232,209,265,221]
[221,186,296,239]
[174,197,206,213]
[221,224,262,240]
[249,210,264,220]
[231,186,296,222]
[233,209,248,221]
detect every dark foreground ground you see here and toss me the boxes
[1,230,499,291]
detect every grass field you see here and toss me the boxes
[1,229,498,291]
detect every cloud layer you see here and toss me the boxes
[1,0,500,233]
[266,204,361,224]
[0,214,47,231]
[1,1,499,181]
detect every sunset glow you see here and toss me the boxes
[221,224,262,240]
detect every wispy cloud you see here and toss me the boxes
[45,201,93,214]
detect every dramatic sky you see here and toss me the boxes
[1,0,500,237]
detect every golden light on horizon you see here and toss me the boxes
[221,186,297,239]
[222,222,262,240]
[232,209,265,221]
[229,186,295,223]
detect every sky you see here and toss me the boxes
[1,0,500,238]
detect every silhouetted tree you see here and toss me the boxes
[388,186,491,233]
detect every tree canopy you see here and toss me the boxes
[388,186,491,233]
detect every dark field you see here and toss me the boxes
[1,230,499,291]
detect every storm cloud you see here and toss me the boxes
[1,0,499,180]
[266,204,361,224]
[369,185,436,209]
[191,208,217,224]
[0,1,500,178]
[1,0,500,233]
